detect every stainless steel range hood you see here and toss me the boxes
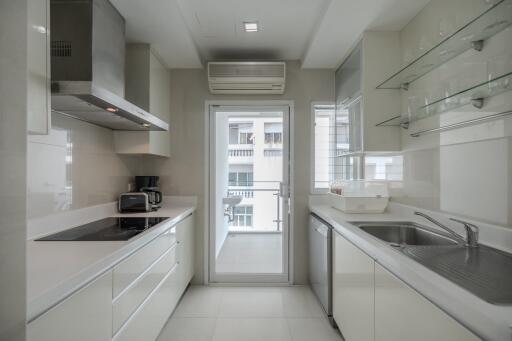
[50,0,168,131]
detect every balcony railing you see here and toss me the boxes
[227,183,283,233]
[228,149,254,157]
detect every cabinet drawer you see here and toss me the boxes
[113,226,176,297]
[113,263,181,341]
[27,271,113,341]
[113,244,177,334]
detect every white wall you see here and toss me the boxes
[0,1,27,339]
[215,113,230,257]
[394,0,512,227]
[146,61,334,284]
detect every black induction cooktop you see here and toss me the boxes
[35,217,170,241]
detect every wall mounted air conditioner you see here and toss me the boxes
[208,61,286,94]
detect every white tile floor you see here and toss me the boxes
[216,233,283,274]
[157,286,342,341]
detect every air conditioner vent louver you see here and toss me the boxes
[209,63,285,78]
[208,61,286,94]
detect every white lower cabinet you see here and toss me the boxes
[113,263,181,341]
[333,232,374,341]
[28,213,195,341]
[27,271,113,341]
[176,214,195,290]
[333,231,480,341]
[374,263,480,341]
[113,213,195,341]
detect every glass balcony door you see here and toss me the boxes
[208,104,290,283]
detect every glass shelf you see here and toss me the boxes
[376,0,512,90]
[375,71,512,128]
[405,71,512,124]
[375,115,408,128]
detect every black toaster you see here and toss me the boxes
[118,192,151,213]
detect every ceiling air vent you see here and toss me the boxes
[208,61,286,94]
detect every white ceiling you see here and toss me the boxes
[112,0,429,69]
[302,0,430,68]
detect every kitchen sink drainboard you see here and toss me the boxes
[402,245,512,305]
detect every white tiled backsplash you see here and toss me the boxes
[391,0,512,227]
[27,113,144,219]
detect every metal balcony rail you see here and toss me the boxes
[227,184,284,232]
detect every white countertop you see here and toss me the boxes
[309,200,512,341]
[27,197,196,322]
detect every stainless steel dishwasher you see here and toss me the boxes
[309,213,334,325]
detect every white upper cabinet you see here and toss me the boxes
[27,0,51,135]
[335,32,402,154]
[115,44,171,157]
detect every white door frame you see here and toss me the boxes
[203,100,295,285]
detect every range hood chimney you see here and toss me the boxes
[50,0,168,131]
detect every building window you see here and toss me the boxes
[228,172,254,186]
[264,123,282,145]
[264,132,282,144]
[229,123,254,145]
[230,205,253,226]
[312,103,335,192]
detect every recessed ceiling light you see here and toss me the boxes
[243,21,259,33]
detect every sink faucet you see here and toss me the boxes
[414,212,479,247]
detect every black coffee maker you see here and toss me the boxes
[135,176,163,210]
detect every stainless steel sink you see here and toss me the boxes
[350,221,458,246]
[350,221,512,305]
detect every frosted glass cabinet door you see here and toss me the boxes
[374,263,481,341]
[335,43,362,155]
[27,271,113,341]
[28,0,51,135]
[333,232,374,341]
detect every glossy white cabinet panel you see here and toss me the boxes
[115,44,170,157]
[114,264,181,341]
[374,263,480,341]
[27,271,112,341]
[113,213,194,341]
[333,232,374,341]
[27,0,50,135]
[113,227,176,297]
[177,214,195,289]
[113,245,177,333]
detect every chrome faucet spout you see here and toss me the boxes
[450,217,479,247]
[413,212,466,245]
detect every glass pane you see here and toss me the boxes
[217,111,284,276]
[265,133,272,144]
[348,98,362,153]
[238,172,247,186]
[229,172,236,185]
[229,125,239,144]
[313,104,335,190]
